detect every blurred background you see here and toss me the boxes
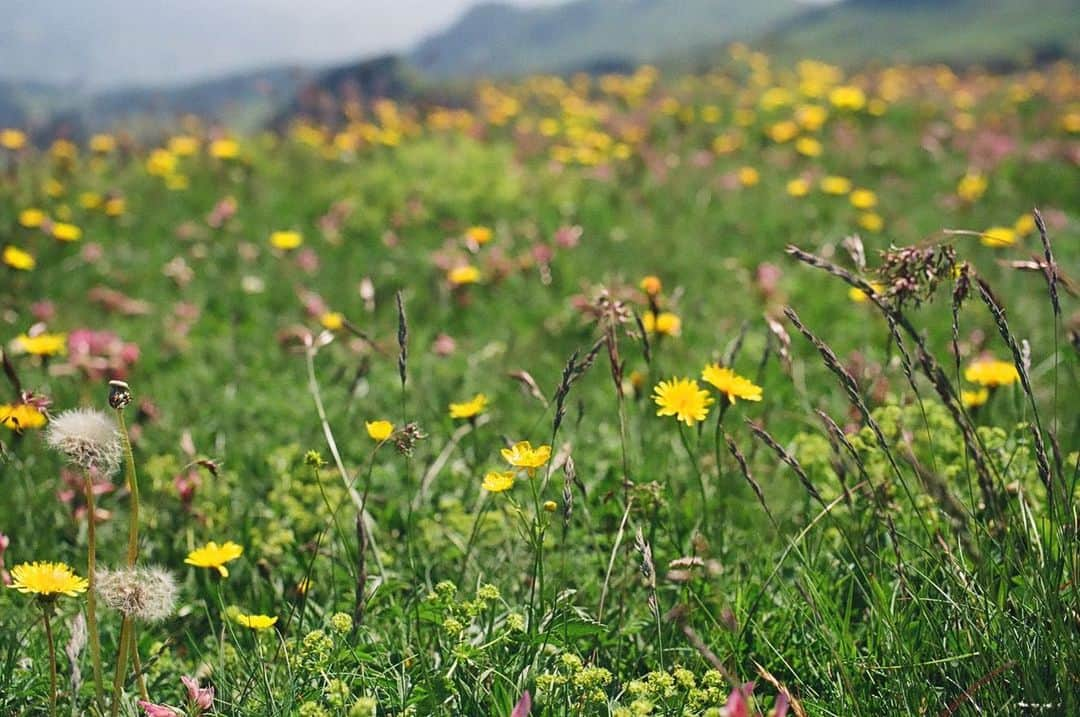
[2,0,1077,137]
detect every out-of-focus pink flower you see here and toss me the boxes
[65,329,140,380]
[295,248,320,274]
[31,301,56,322]
[137,701,181,717]
[510,690,531,717]
[81,243,105,264]
[0,532,11,585]
[724,683,755,717]
[174,471,201,508]
[432,333,456,357]
[531,244,554,266]
[181,675,214,711]
[553,225,582,249]
[206,196,238,228]
[755,263,783,302]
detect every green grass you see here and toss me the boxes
[0,54,1077,716]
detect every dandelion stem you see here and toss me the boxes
[678,423,707,510]
[115,410,139,567]
[42,605,58,717]
[110,616,132,717]
[83,472,105,710]
[130,627,149,702]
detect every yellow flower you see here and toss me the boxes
[820,175,852,195]
[43,178,65,198]
[366,420,394,441]
[0,403,48,431]
[449,393,488,419]
[829,85,866,111]
[956,173,987,202]
[652,377,713,426]
[858,212,884,233]
[209,139,240,160]
[185,541,244,578]
[168,135,200,156]
[79,192,103,210]
[89,134,116,154]
[961,388,989,409]
[964,359,1019,388]
[795,136,822,157]
[320,312,345,331]
[1,128,27,150]
[18,208,47,228]
[848,281,885,303]
[15,333,67,356]
[981,226,1016,248]
[9,562,87,598]
[104,197,126,217]
[642,311,682,337]
[270,230,303,250]
[639,275,663,295]
[767,120,799,143]
[232,612,278,630]
[1013,214,1037,237]
[165,173,189,191]
[146,148,178,177]
[52,222,82,242]
[501,441,551,474]
[448,265,481,286]
[3,245,35,271]
[850,188,877,209]
[701,365,763,404]
[465,226,493,245]
[786,178,810,198]
[481,470,515,493]
[737,166,759,187]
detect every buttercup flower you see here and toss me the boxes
[232,612,278,630]
[9,561,88,599]
[482,471,515,493]
[850,188,877,209]
[320,312,345,331]
[185,541,243,578]
[501,441,551,474]
[52,222,83,242]
[366,420,394,441]
[449,393,488,419]
[820,175,852,195]
[964,359,1019,388]
[701,365,763,404]
[848,281,886,303]
[465,226,493,245]
[653,377,713,426]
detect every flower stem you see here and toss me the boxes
[84,472,105,710]
[42,605,57,717]
[130,630,149,702]
[115,409,139,567]
[678,423,707,509]
[110,616,132,717]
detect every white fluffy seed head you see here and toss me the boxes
[45,409,122,476]
[95,566,177,622]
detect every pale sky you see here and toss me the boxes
[0,0,563,89]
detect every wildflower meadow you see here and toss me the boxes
[0,50,1078,716]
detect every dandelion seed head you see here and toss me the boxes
[96,566,177,622]
[45,408,122,475]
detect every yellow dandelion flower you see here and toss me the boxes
[52,222,82,242]
[1013,214,1036,237]
[737,166,759,187]
[701,365,763,404]
[829,85,866,111]
[104,197,126,217]
[961,388,989,409]
[18,208,47,228]
[79,192,103,210]
[270,230,303,251]
[89,134,116,154]
[767,120,799,144]
[0,403,48,431]
[366,420,394,441]
[169,135,200,156]
[820,175,852,195]
[956,173,987,202]
[465,226,493,245]
[209,139,240,160]
[501,441,551,474]
[9,562,87,598]
[232,612,278,630]
[652,377,713,426]
[786,178,810,198]
[15,333,67,356]
[3,245,35,271]
[320,312,345,331]
[795,136,822,157]
[1,128,28,150]
[482,470,515,493]
[964,359,1019,388]
[858,212,884,233]
[449,393,488,419]
[448,265,481,286]
[980,226,1016,248]
[850,188,877,209]
[642,311,681,337]
[185,541,243,578]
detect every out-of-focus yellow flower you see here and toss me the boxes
[795,104,828,131]
[956,173,987,202]
[185,541,243,578]
[0,128,27,150]
[786,178,810,197]
[366,420,394,441]
[482,470,515,493]
[52,222,82,242]
[465,226,493,245]
[980,226,1016,248]
[961,388,989,409]
[767,120,799,143]
[829,85,866,111]
[18,208,47,228]
[795,136,822,157]
[1013,214,1036,237]
[848,281,885,303]
[104,197,126,217]
[850,189,877,209]
[320,312,344,331]
[712,133,742,155]
[270,230,303,250]
[652,377,712,426]
[642,311,681,337]
[858,212,884,233]
[0,402,48,430]
[820,175,852,195]
[43,178,65,198]
[449,393,487,420]
[448,265,480,286]
[2,245,35,270]
[964,359,1019,388]
[89,134,116,154]
[209,139,240,159]
[701,365,763,404]
[1063,111,1080,134]
[79,192,103,210]
[169,135,200,156]
[737,166,759,187]
[15,332,67,356]
[165,174,189,191]
[640,275,662,295]
[867,98,888,116]
[953,113,976,131]
[50,140,77,161]
[146,148,177,176]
